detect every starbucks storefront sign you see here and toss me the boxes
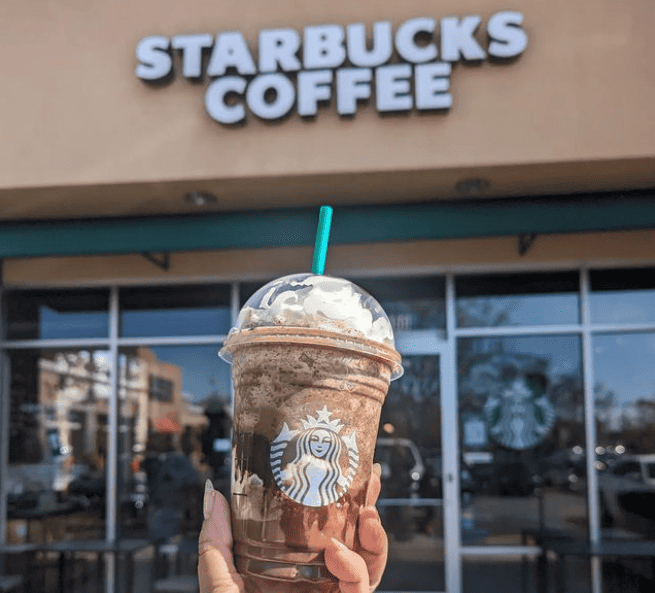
[135,11,527,124]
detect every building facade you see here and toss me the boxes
[1,1,655,592]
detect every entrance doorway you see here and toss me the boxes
[377,328,459,593]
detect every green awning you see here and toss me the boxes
[0,190,654,258]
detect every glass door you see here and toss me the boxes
[455,273,589,593]
[377,330,453,593]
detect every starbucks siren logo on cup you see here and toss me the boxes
[271,406,359,507]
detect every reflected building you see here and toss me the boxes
[8,347,207,498]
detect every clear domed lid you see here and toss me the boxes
[233,274,395,344]
[220,274,402,378]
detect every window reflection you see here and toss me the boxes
[241,277,446,333]
[594,333,655,541]
[374,355,445,591]
[456,272,579,327]
[5,289,109,340]
[351,277,445,332]
[463,559,590,593]
[590,268,655,324]
[458,336,587,545]
[6,349,111,543]
[117,345,232,538]
[378,356,441,497]
[119,284,231,338]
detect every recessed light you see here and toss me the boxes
[455,178,490,196]
[184,191,217,207]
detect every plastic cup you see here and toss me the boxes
[219,274,402,593]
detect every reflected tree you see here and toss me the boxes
[382,356,441,451]
[457,297,512,328]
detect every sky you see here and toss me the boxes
[593,333,655,406]
[149,344,232,402]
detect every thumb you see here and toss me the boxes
[198,480,245,593]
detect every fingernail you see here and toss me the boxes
[330,538,348,552]
[372,463,382,477]
[203,479,216,520]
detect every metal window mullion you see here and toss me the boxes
[581,268,602,593]
[443,274,461,593]
[455,324,583,338]
[230,282,240,325]
[460,546,542,556]
[106,287,120,593]
[0,279,8,550]
[107,287,120,543]
[579,321,655,334]
[0,353,8,559]
[117,335,228,347]
[0,338,110,349]
[0,335,232,349]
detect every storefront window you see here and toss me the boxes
[376,354,445,592]
[456,272,579,328]
[594,333,655,542]
[5,348,111,543]
[117,345,231,539]
[351,277,446,333]
[119,284,231,338]
[458,335,587,545]
[4,289,109,340]
[6,268,655,591]
[590,268,655,324]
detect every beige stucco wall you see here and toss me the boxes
[5,228,655,287]
[1,0,654,220]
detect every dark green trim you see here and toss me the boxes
[0,191,654,258]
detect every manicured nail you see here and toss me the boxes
[203,479,216,520]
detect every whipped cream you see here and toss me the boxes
[233,274,394,346]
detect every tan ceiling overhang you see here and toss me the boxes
[0,157,654,223]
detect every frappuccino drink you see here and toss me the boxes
[219,274,402,593]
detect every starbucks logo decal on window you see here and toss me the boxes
[271,406,359,507]
[483,374,556,450]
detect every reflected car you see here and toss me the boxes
[598,454,655,529]
[374,438,425,498]
[542,449,586,492]
[67,465,150,521]
[374,438,427,541]
[6,433,78,516]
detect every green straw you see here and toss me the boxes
[312,205,333,275]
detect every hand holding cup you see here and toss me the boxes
[199,465,388,593]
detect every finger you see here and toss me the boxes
[358,465,387,590]
[358,508,387,556]
[198,480,245,593]
[365,464,382,508]
[357,507,388,589]
[325,538,370,593]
